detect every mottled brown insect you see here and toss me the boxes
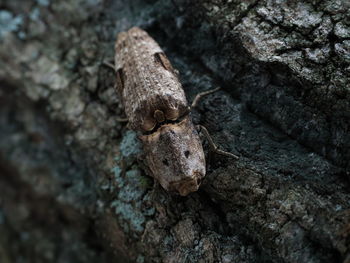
[113,27,237,196]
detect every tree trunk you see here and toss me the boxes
[0,0,349,262]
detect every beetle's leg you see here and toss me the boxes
[116,117,129,122]
[101,61,129,123]
[197,125,239,160]
[103,61,115,71]
[191,87,221,109]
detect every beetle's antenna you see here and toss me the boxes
[191,87,221,109]
[103,61,115,71]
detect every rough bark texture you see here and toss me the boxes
[0,0,349,263]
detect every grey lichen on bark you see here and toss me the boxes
[0,0,349,263]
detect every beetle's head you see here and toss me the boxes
[140,116,205,196]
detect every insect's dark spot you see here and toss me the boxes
[119,39,126,49]
[62,182,73,189]
[134,35,143,40]
[154,52,174,72]
[184,150,190,158]
[162,159,169,166]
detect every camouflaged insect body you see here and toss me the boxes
[114,27,205,196]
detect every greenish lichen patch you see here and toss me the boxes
[36,0,50,6]
[136,255,145,263]
[110,165,153,235]
[111,200,146,233]
[120,130,142,158]
[107,126,154,236]
[111,165,123,186]
[0,10,23,39]
[118,170,147,202]
[29,7,41,21]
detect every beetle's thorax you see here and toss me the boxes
[140,116,205,196]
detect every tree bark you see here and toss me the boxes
[0,0,349,262]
